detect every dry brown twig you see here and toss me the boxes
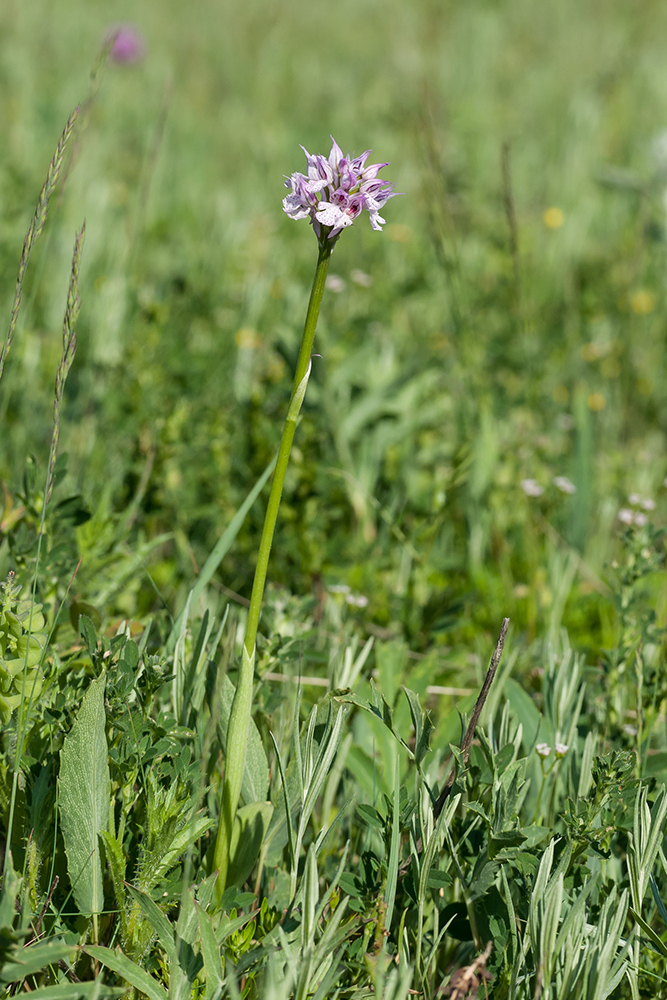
[439,940,493,998]
[397,617,510,878]
[434,617,510,818]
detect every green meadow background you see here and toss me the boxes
[2,0,667,684]
[5,2,667,996]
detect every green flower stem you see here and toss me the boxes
[213,239,332,897]
[243,240,332,656]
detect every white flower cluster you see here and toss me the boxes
[618,492,655,527]
[328,584,369,608]
[520,476,577,498]
[536,742,569,759]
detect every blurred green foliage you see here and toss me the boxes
[3,0,667,665]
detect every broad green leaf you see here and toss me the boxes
[175,888,199,946]
[427,869,452,889]
[78,614,98,655]
[59,672,110,916]
[0,939,74,984]
[185,873,218,924]
[357,804,384,829]
[342,687,412,759]
[216,909,259,946]
[519,825,550,848]
[85,945,168,1000]
[227,800,273,888]
[488,830,527,859]
[217,674,269,804]
[0,862,20,929]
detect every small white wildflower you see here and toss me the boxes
[329,584,351,595]
[634,512,648,527]
[628,492,642,505]
[554,742,569,757]
[622,724,638,737]
[641,498,656,511]
[350,269,373,287]
[553,476,576,494]
[345,593,369,608]
[521,479,544,497]
[618,508,635,525]
[325,274,347,293]
[536,743,551,758]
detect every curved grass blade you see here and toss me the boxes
[85,946,168,1000]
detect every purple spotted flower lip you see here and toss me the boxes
[283,137,397,242]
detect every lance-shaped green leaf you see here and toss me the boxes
[227,801,274,888]
[24,984,125,999]
[628,784,667,910]
[85,946,168,1000]
[0,939,74,985]
[216,673,269,805]
[402,687,434,768]
[195,902,224,1000]
[59,672,110,916]
[214,644,257,894]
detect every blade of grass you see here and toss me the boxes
[85,946,168,1000]
[384,749,401,933]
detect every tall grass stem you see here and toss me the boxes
[0,108,78,386]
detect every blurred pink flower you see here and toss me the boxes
[107,24,146,64]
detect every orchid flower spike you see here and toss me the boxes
[283,136,397,244]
